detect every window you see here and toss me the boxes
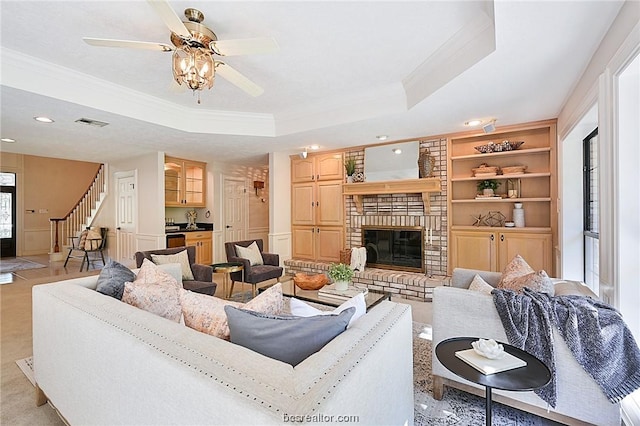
[0,172,16,239]
[582,128,598,292]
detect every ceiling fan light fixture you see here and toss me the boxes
[172,45,215,101]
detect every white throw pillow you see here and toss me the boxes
[235,241,264,266]
[290,292,366,328]
[468,274,494,295]
[151,250,195,281]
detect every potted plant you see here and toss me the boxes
[345,158,356,183]
[477,179,501,196]
[327,263,354,291]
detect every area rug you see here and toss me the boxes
[0,257,47,274]
[16,324,557,424]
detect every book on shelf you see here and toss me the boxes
[475,195,504,200]
[317,284,368,301]
[455,348,527,375]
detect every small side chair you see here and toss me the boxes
[63,227,108,271]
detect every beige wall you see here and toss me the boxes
[0,152,100,255]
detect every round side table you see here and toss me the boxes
[435,337,551,426]
[211,262,244,299]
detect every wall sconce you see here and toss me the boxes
[253,180,265,196]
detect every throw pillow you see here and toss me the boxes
[122,280,182,322]
[180,290,242,340]
[136,258,182,289]
[242,282,284,315]
[468,274,494,295]
[84,228,103,250]
[498,254,534,287]
[96,259,135,300]
[290,292,365,328]
[151,250,195,281]
[225,306,355,366]
[77,229,88,250]
[499,269,555,296]
[235,241,264,266]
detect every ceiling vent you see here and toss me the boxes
[75,118,109,127]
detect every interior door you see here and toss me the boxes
[0,174,17,258]
[115,171,136,267]
[224,177,246,245]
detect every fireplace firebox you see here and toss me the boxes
[363,226,424,273]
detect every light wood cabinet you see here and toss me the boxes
[185,231,213,265]
[451,229,552,273]
[292,226,344,262]
[291,152,344,263]
[292,153,344,182]
[165,156,206,207]
[448,120,557,274]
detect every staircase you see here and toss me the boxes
[50,164,108,259]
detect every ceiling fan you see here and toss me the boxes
[83,0,278,103]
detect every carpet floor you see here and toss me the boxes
[0,257,47,274]
[16,322,559,425]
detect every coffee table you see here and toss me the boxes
[435,337,551,426]
[263,277,391,311]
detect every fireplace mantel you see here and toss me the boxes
[343,177,441,213]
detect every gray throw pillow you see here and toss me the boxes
[96,260,135,300]
[224,306,355,366]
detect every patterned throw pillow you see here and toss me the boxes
[77,230,89,249]
[179,291,243,340]
[242,282,284,315]
[468,274,494,295]
[136,258,183,289]
[122,280,182,322]
[83,228,102,250]
[235,241,264,266]
[151,250,195,281]
[498,255,554,295]
[96,259,136,300]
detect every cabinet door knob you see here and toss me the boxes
[501,234,504,242]
[490,234,494,241]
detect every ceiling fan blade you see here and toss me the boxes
[215,62,264,97]
[210,37,279,56]
[146,0,191,39]
[83,37,174,52]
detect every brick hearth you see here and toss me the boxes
[284,259,449,302]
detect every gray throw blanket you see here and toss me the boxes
[493,288,640,408]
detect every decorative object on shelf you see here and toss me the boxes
[474,140,525,154]
[484,211,506,227]
[505,221,515,227]
[472,213,486,226]
[502,165,527,175]
[472,338,505,359]
[418,148,436,178]
[293,273,329,291]
[345,158,356,183]
[513,202,525,227]
[351,171,365,183]
[327,263,354,291]
[186,210,197,230]
[507,178,521,198]
[477,179,501,196]
[472,163,500,177]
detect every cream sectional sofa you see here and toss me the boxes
[432,268,621,426]
[33,269,414,425]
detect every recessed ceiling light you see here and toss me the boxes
[392,148,402,154]
[464,119,483,127]
[1,138,16,143]
[34,116,54,123]
[309,145,320,150]
[376,135,388,141]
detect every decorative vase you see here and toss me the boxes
[513,203,525,227]
[483,188,494,196]
[346,175,353,184]
[352,171,365,183]
[334,280,349,291]
[418,149,436,178]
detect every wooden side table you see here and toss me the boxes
[211,262,244,299]
[435,337,551,426]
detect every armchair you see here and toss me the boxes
[63,227,108,272]
[134,246,217,296]
[224,239,283,297]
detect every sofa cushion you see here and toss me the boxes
[498,255,554,296]
[136,258,183,289]
[151,250,194,281]
[468,274,494,295]
[225,306,355,366]
[180,291,242,340]
[96,259,136,300]
[122,279,182,323]
[290,292,365,328]
[235,241,264,266]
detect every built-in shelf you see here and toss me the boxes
[451,172,551,182]
[450,147,551,161]
[451,225,552,232]
[452,197,552,203]
[343,177,440,213]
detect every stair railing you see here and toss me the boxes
[50,164,107,253]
